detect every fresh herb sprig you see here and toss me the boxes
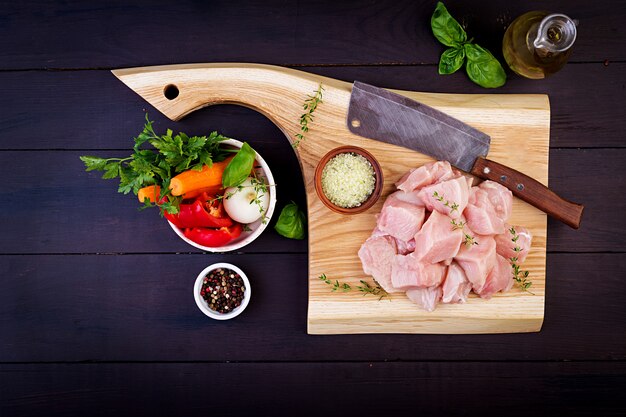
[319,274,388,300]
[509,226,534,293]
[450,219,466,231]
[463,233,478,248]
[356,280,388,301]
[80,114,229,214]
[431,2,506,88]
[433,191,459,213]
[319,274,351,292]
[293,83,324,149]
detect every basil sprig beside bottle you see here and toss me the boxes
[431,2,506,88]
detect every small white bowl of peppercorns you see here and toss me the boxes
[194,263,251,320]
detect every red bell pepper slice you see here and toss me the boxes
[183,224,243,247]
[164,195,233,229]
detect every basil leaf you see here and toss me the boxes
[439,47,465,75]
[431,2,467,47]
[274,202,306,240]
[222,142,256,188]
[464,44,507,88]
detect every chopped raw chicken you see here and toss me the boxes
[385,190,425,207]
[406,286,442,312]
[396,160,454,192]
[358,235,402,293]
[396,238,416,255]
[455,234,497,293]
[477,254,514,299]
[495,225,532,263]
[480,181,513,221]
[377,200,425,242]
[391,253,446,289]
[464,181,512,235]
[370,226,416,255]
[441,262,472,304]
[418,175,470,219]
[413,210,463,263]
[359,161,531,312]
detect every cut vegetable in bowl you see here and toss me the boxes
[80,115,276,252]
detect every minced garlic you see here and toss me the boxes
[321,153,375,208]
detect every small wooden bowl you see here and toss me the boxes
[314,146,383,214]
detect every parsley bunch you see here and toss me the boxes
[80,114,230,214]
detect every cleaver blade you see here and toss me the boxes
[346,81,584,229]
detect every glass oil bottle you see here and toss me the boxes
[502,12,577,79]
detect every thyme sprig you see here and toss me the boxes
[319,274,351,292]
[356,280,388,300]
[450,219,466,230]
[463,233,478,247]
[509,226,534,293]
[319,274,388,299]
[293,83,324,149]
[433,191,459,213]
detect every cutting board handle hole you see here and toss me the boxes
[351,119,361,128]
[163,84,179,100]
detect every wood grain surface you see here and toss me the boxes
[1,0,625,415]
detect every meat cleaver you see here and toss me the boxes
[347,81,584,229]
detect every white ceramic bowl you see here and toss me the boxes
[194,263,251,320]
[168,139,276,252]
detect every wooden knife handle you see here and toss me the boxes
[470,157,584,229]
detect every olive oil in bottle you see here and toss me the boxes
[502,12,577,79]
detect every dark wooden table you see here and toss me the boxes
[1,1,625,415]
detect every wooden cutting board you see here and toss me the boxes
[113,63,548,334]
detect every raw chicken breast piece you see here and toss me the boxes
[495,225,532,263]
[395,238,416,255]
[455,234,497,293]
[406,286,443,312]
[371,226,416,255]
[358,235,403,293]
[480,181,513,222]
[442,261,472,304]
[385,190,425,207]
[418,176,470,219]
[464,181,513,235]
[377,200,425,242]
[477,254,514,299]
[396,161,454,192]
[464,191,504,235]
[413,210,463,263]
[391,253,446,290]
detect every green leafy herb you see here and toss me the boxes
[431,2,467,47]
[464,44,507,88]
[79,114,229,214]
[463,233,478,247]
[222,142,256,188]
[439,47,466,75]
[319,274,351,292]
[319,275,389,300]
[356,280,389,301]
[274,201,306,240]
[293,83,324,149]
[450,219,466,231]
[509,226,534,293]
[433,190,459,213]
[431,2,506,88]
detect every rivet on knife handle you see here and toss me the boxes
[470,157,584,229]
